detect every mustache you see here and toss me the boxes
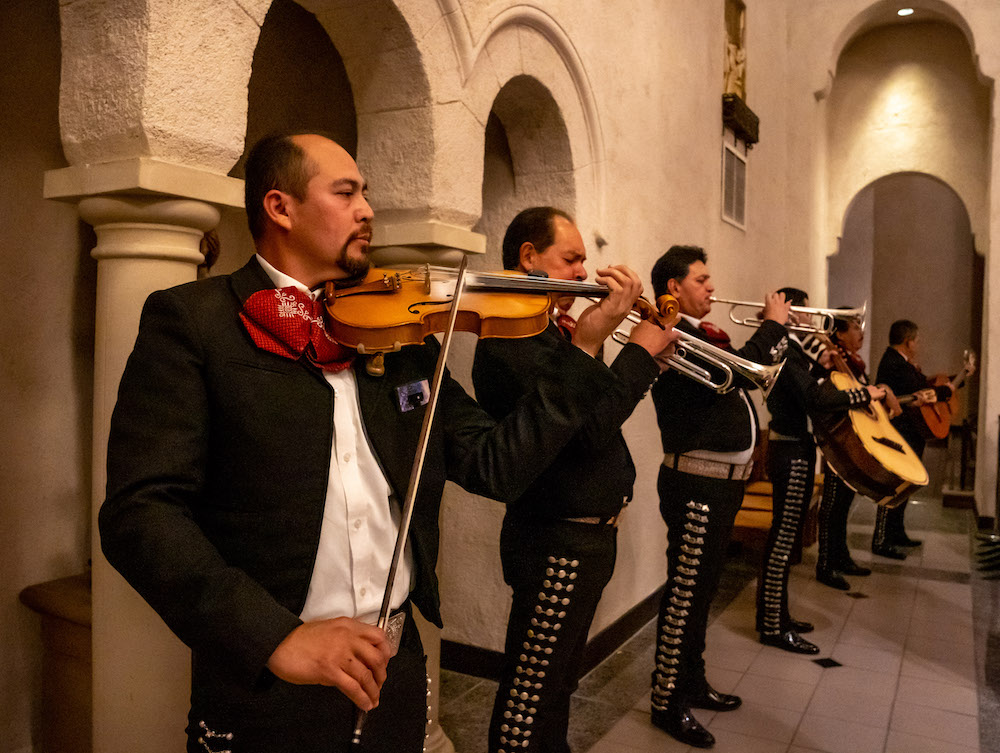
[351,223,373,242]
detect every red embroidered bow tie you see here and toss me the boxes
[698,320,732,349]
[240,287,355,372]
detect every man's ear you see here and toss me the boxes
[518,241,537,273]
[262,189,293,232]
[666,277,681,297]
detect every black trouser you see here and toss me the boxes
[873,430,925,549]
[489,516,617,753]
[817,470,857,573]
[652,464,745,711]
[187,608,428,753]
[757,438,816,635]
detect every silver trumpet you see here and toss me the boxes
[710,297,867,335]
[613,315,785,397]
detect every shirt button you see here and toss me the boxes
[360,588,367,597]
[343,453,352,463]
[354,519,362,529]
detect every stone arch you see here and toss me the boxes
[298,0,446,222]
[56,0,440,201]
[830,172,980,376]
[451,5,607,232]
[825,17,990,250]
[826,0,981,90]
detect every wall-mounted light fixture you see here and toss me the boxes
[897,8,915,16]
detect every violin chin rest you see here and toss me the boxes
[365,353,385,377]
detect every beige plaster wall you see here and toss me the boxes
[435,0,818,652]
[1,2,94,751]
[8,0,1000,747]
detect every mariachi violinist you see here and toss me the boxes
[98,134,657,753]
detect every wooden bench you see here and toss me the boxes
[730,432,823,558]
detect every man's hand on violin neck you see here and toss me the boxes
[571,265,644,357]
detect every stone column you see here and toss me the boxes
[46,160,243,753]
[369,219,485,753]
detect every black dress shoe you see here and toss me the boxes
[816,568,850,590]
[838,561,872,576]
[760,629,820,654]
[690,685,742,711]
[894,534,923,547]
[872,545,906,560]
[787,617,814,634]
[651,706,715,748]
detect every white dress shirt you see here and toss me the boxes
[679,313,757,464]
[256,255,413,624]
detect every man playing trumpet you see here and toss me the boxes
[646,246,790,749]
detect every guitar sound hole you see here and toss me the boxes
[872,436,904,453]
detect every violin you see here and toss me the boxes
[323,265,678,375]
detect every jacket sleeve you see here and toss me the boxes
[449,332,657,502]
[732,319,788,366]
[99,289,302,689]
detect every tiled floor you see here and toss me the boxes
[439,446,999,753]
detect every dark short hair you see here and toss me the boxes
[651,245,707,299]
[833,306,859,334]
[777,286,809,307]
[889,319,918,346]
[502,207,574,270]
[244,132,323,240]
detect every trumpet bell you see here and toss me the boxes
[612,313,785,396]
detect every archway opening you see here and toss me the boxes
[830,172,981,418]
[474,75,576,270]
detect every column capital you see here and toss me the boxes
[78,196,220,265]
[370,220,485,268]
[44,157,244,209]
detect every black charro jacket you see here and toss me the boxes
[472,321,660,520]
[651,317,787,454]
[767,337,872,440]
[99,257,617,696]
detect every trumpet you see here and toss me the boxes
[613,314,785,397]
[710,297,866,335]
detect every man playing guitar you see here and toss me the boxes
[872,320,951,558]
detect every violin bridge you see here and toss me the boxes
[422,263,431,294]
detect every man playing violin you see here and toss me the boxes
[472,206,679,753]
[646,246,790,749]
[98,134,656,753]
[871,319,948,558]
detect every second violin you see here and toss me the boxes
[324,265,678,375]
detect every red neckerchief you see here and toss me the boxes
[240,286,355,372]
[698,320,731,349]
[555,312,576,341]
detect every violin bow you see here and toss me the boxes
[352,254,472,746]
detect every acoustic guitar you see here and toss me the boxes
[909,350,976,440]
[812,337,929,508]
